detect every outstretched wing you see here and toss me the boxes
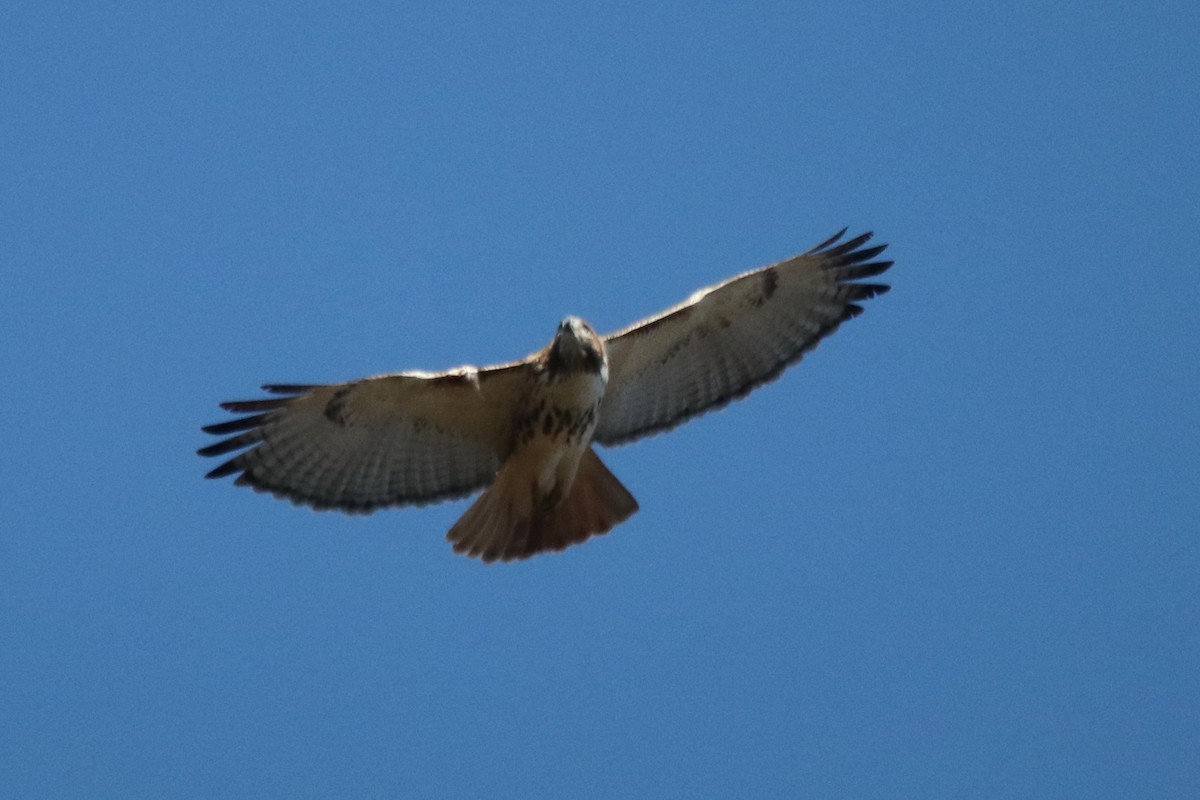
[593,229,892,447]
[198,364,529,512]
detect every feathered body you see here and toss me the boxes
[446,317,638,561]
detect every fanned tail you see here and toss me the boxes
[447,447,638,563]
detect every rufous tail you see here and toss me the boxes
[446,447,639,562]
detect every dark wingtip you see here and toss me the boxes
[204,458,243,479]
[198,440,236,458]
[197,427,262,457]
[823,231,875,259]
[262,384,315,395]
[854,244,889,262]
[846,283,891,301]
[202,413,268,435]
[807,227,850,254]
[219,398,290,413]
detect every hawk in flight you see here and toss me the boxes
[200,229,892,562]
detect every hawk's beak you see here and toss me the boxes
[557,328,582,356]
[557,318,582,346]
[549,317,601,370]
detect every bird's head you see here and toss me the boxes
[547,316,606,374]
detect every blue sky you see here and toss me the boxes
[3,2,1198,797]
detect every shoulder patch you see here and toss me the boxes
[324,387,353,425]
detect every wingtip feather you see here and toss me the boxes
[201,413,269,435]
[807,227,850,253]
[204,458,243,479]
[197,434,254,458]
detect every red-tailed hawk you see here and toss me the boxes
[200,229,892,561]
